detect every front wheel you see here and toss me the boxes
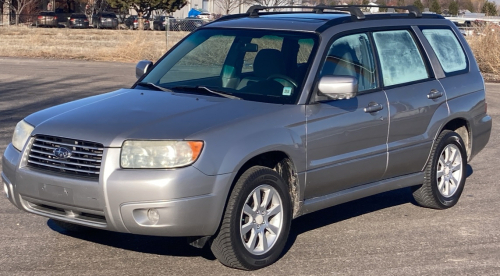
[412,130,467,209]
[211,166,292,270]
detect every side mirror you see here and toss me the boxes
[317,75,358,100]
[136,60,153,79]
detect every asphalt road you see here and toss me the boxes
[1,57,499,275]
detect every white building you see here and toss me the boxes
[171,0,304,18]
[172,0,254,18]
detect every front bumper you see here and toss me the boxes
[2,143,232,236]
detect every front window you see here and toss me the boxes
[141,28,318,104]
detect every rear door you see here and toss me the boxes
[372,29,446,179]
[304,32,389,199]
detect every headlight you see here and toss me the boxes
[12,120,34,151]
[121,140,203,169]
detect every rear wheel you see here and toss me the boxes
[413,130,467,209]
[211,166,292,270]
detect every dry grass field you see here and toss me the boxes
[467,24,500,77]
[0,26,189,63]
[0,25,499,80]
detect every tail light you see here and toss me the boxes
[84,19,88,22]
[70,19,75,22]
[145,20,149,23]
[54,16,58,20]
[134,20,138,23]
[38,16,43,19]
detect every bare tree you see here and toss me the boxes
[2,0,40,25]
[251,0,289,7]
[214,0,240,14]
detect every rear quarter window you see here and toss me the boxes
[421,28,467,74]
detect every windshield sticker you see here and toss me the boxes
[282,87,292,96]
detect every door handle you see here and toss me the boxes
[364,102,383,113]
[427,89,444,99]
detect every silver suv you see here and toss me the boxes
[2,5,492,270]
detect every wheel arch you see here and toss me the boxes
[440,117,471,159]
[229,151,301,219]
[424,117,471,170]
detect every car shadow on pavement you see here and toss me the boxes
[46,219,217,260]
[46,165,473,263]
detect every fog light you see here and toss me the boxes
[147,208,160,225]
[3,182,9,199]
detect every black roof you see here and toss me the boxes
[206,5,445,33]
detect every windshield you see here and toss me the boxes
[140,28,318,104]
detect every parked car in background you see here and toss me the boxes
[36,11,59,27]
[68,13,89,29]
[92,12,118,29]
[153,15,176,31]
[177,17,206,31]
[125,15,150,30]
[196,12,211,19]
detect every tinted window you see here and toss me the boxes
[102,13,116,18]
[242,35,283,73]
[161,35,235,83]
[71,14,86,18]
[422,29,467,73]
[320,33,378,92]
[142,29,319,104]
[373,30,428,86]
[40,12,55,16]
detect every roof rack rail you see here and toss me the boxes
[246,5,422,20]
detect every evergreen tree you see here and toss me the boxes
[361,0,370,12]
[413,0,424,11]
[378,0,388,12]
[430,0,441,13]
[108,0,187,30]
[481,1,498,16]
[448,0,459,15]
[463,0,474,12]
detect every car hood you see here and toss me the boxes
[26,89,282,147]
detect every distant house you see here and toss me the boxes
[368,2,379,13]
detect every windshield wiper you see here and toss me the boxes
[136,82,172,92]
[169,85,241,100]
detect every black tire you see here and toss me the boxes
[51,219,95,233]
[210,166,292,270]
[412,130,467,209]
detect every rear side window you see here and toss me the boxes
[422,28,467,74]
[373,30,429,86]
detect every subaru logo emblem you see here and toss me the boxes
[53,147,72,159]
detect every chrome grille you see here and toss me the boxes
[27,135,103,179]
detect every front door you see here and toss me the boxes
[304,32,389,200]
